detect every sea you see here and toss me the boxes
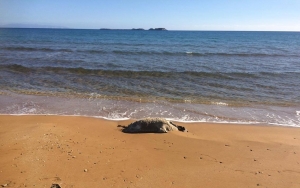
[0,28,299,126]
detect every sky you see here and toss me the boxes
[0,0,300,31]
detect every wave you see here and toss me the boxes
[184,52,298,57]
[0,100,299,127]
[79,49,106,54]
[1,64,298,79]
[2,46,298,58]
[110,50,297,57]
[2,46,73,53]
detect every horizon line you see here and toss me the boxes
[0,27,299,32]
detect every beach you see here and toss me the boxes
[1,115,299,188]
[1,28,300,188]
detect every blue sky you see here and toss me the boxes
[1,0,300,31]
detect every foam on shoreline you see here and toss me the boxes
[0,92,299,127]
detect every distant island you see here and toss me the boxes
[100,28,167,31]
[132,28,145,30]
[149,28,167,31]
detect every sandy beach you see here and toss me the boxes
[0,115,299,188]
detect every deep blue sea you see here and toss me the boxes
[0,28,300,126]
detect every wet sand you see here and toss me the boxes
[0,115,299,188]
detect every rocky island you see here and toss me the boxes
[149,28,167,31]
[132,28,145,30]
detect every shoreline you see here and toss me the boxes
[1,92,299,127]
[1,115,300,187]
[0,114,298,128]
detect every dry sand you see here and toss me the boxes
[0,115,299,188]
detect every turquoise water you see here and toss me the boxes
[0,28,299,126]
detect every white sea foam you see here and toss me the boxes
[211,102,229,106]
[1,93,299,127]
[1,112,299,127]
[99,116,130,121]
[166,117,260,124]
[184,99,192,103]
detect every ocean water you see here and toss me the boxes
[0,28,299,126]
